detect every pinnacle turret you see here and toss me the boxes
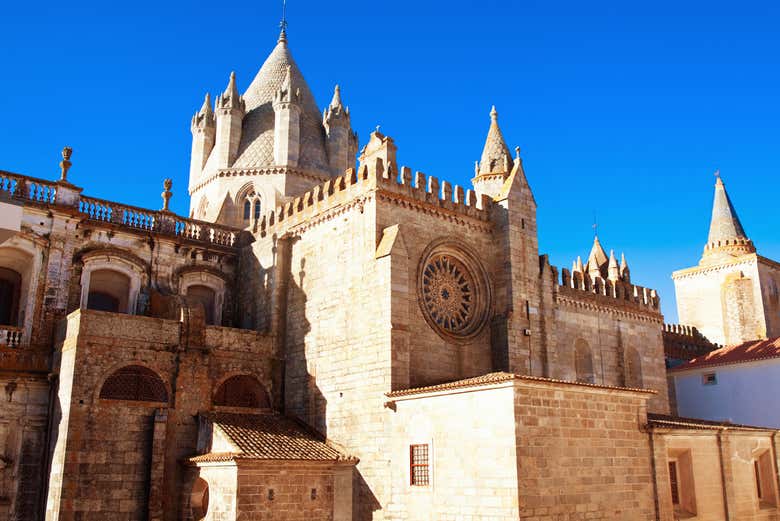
[217,72,245,113]
[608,250,620,281]
[701,173,755,262]
[620,252,631,282]
[191,93,215,130]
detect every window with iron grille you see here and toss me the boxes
[410,444,430,486]
[213,375,270,408]
[668,461,680,505]
[99,365,168,403]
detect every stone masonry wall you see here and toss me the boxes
[235,463,337,521]
[514,380,656,521]
[673,255,764,345]
[551,296,670,413]
[387,384,520,520]
[46,309,274,520]
[654,431,780,521]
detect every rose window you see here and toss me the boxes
[418,242,490,341]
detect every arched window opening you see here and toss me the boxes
[87,269,131,313]
[191,478,209,521]
[241,190,261,223]
[214,375,270,409]
[574,339,595,384]
[99,365,168,403]
[0,267,21,326]
[626,347,643,388]
[187,285,216,325]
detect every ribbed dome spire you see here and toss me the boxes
[477,106,513,176]
[231,32,329,172]
[702,173,755,261]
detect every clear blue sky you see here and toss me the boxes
[2,1,779,322]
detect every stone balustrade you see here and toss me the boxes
[0,326,22,348]
[0,170,239,248]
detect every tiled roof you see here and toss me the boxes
[386,371,657,398]
[647,413,776,432]
[669,337,780,372]
[192,412,355,463]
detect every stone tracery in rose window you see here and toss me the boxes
[417,241,491,341]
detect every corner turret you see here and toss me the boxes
[214,72,246,168]
[358,129,397,176]
[323,85,359,176]
[472,106,513,199]
[190,93,216,189]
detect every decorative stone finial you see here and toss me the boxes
[161,178,173,212]
[59,146,73,182]
[490,105,498,120]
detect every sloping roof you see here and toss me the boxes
[707,176,749,245]
[648,413,776,432]
[669,337,780,372]
[191,412,354,463]
[386,371,656,398]
[232,32,329,172]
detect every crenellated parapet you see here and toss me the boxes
[257,158,494,238]
[556,264,661,317]
[663,323,720,361]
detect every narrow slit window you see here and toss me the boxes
[669,461,680,505]
[254,199,261,220]
[243,200,251,220]
[410,444,429,486]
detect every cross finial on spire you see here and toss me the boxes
[278,0,288,42]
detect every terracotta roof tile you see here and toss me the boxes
[648,413,776,432]
[386,372,656,398]
[192,412,356,463]
[669,337,780,372]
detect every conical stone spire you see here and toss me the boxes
[585,235,609,277]
[702,174,755,262]
[477,106,513,176]
[608,249,620,281]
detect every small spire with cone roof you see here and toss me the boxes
[477,105,513,177]
[702,172,755,262]
[608,249,620,281]
[620,252,630,282]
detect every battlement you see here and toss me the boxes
[0,170,241,249]
[258,158,493,238]
[557,265,661,313]
[663,323,720,361]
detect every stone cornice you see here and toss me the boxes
[555,292,663,323]
[672,254,758,279]
[189,166,330,193]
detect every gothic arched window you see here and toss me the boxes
[574,339,595,384]
[626,347,643,388]
[213,375,270,409]
[99,365,168,403]
[242,191,261,223]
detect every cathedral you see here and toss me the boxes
[0,23,778,521]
